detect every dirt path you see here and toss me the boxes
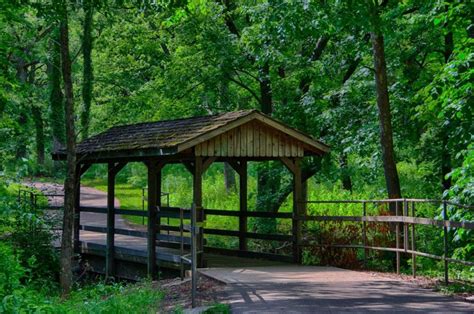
[201,266,474,313]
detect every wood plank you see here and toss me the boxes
[204,208,292,219]
[292,158,302,263]
[195,143,202,156]
[204,246,293,263]
[298,144,304,157]
[272,131,278,156]
[146,162,158,279]
[239,161,247,251]
[80,206,107,214]
[204,228,293,241]
[221,131,228,156]
[291,141,297,156]
[285,135,291,156]
[207,138,214,156]
[241,125,247,156]
[214,134,221,156]
[201,141,207,157]
[247,122,253,156]
[253,114,330,153]
[278,133,284,157]
[259,124,265,157]
[254,122,259,157]
[106,162,116,278]
[266,128,272,157]
[228,129,234,156]
[193,157,204,267]
[116,209,147,217]
[234,128,240,155]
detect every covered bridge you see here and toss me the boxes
[54,109,330,279]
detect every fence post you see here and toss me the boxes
[362,201,367,268]
[403,199,408,253]
[191,203,198,308]
[395,200,400,275]
[443,200,449,285]
[411,201,416,278]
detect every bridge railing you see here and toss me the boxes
[20,188,473,282]
[300,199,474,284]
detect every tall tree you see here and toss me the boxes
[81,0,93,139]
[57,0,77,296]
[368,0,402,203]
[49,27,65,148]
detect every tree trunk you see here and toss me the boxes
[58,1,77,297]
[15,55,28,160]
[27,66,45,168]
[340,153,353,192]
[259,61,272,115]
[49,27,65,148]
[223,162,236,193]
[81,0,93,140]
[371,32,402,205]
[441,31,453,192]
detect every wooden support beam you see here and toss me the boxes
[73,164,81,254]
[239,160,248,251]
[145,161,160,279]
[193,157,204,267]
[280,157,297,174]
[74,162,95,254]
[105,162,126,278]
[292,158,303,264]
[202,157,217,173]
[183,161,195,174]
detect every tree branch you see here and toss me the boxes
[227,75,261,103]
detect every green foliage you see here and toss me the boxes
[53,281,163,314]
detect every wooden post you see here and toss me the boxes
[443,201,449,285]
[146,161,159,279]
[395,200,400,275]
[229,160,248,252]
[106,163,116,278]
[411,201,416,278]
[362,201,367,268]
[239,161,248,251]
[193,157,204,267]
[73,164,81,254]
[280,157,304,264]
[293,158,303,264]
[403,199,408,252]
[74,163,91,254]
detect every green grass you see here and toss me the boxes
[53,281,163,314]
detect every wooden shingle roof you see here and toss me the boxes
[54,110,329,161]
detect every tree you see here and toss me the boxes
[57,0,77,296]
[368,0,402,202]
[49,27,66,149]
[80,0,94,139]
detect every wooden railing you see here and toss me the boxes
[21,189,473,282]
[301,199,474,284]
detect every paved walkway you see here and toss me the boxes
[201,266,474,313]
[27,182,145,248]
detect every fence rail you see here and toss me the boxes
[20,188,473,283]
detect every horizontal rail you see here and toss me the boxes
[79,224,191,244]
[79,241,190,265]
[304,198,473,210]
[159,224,292,241]
[205,208,292,219]
[298,215,474,229]
[300,243,474,267]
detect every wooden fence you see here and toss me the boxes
[19,189,473,283]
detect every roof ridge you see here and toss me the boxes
[107,109,257,130]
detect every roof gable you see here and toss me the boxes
[58,110,329,161]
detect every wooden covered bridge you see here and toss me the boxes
[54,110,330,279]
